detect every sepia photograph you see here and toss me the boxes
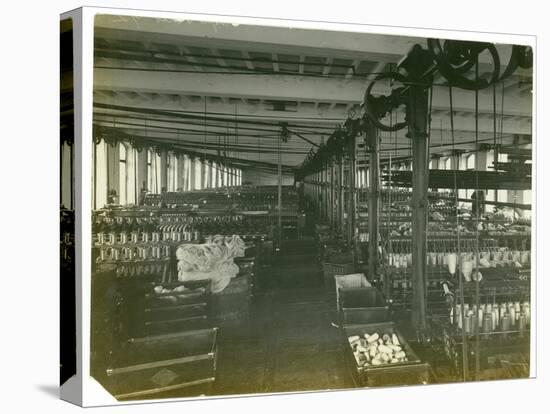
[60,9,534,404]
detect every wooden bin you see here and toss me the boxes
[322,262,355,295]
[143,281,211,336]
[212,274,251,332]
[106,328,218,400]
[339,287,390,324]
[334,273,371,311]
[342,322,429,387]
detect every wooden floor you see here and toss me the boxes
[213,238,355,397]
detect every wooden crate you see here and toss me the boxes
[334,273,370,310]
[343,322,430,387]
[106,328,218,400]
[340,287,390,324]
[322,262,355,295]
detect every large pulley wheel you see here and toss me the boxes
[427,38,501,91]
[363,71,408,132]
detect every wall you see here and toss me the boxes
[242,168,294,186]
[91,139,243,209]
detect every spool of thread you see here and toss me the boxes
[500,304,507,320]
[492,309,499,330]
[501,314,510,332]
[510,307,516,326]
[523,303,530,325]
[464,314,471,334]
[518,313,526,337]
[478,309,484,329]
[483,313,493,333]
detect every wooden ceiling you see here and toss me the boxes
[85,14,533,170]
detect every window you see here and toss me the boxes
[94,140,108,209]
[194,158,202,190]
[466,153,475,170]
[119,143,127,205]
[212,162,218,188]
[147,149,153,191]
[183,155,191,191]
[167,152,178,192]
[147,149,162,194]
[117,142,137,205]
[203,160,210,188]
[224,166,229,187]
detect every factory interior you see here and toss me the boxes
[60,14,533,401]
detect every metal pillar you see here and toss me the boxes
[348,135,357,249]
[330,161,335,229]
[338,156,346,236]
[325,167,330,222]
[366,121,379,279]
[408,83,430,333]
[321,167,326,221]
[277,136,282,245]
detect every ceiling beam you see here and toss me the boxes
[345,59,360,79]
[271,53,279,72]
[322,58,333,76]
[94,22,420,63]
[92,92,531,136]
[94,18,511,71]
[210,48,229,68]
[241,50,255,70]
[93,68,532,117]
[177,45,204,71]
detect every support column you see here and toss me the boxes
[277,136,282,245]
[338,156,345,235]
[366,121,379,279]
[408,83,430,333]
[330,159,336,229]
[348,135,357,249]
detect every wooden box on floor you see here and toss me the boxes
[142,281,211,336]
[322,262,355,297]
[339,287,390,324]
[342,322,430,387]
[212,274,251,332]
[334,273,371,311]
[105,328,218,401]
